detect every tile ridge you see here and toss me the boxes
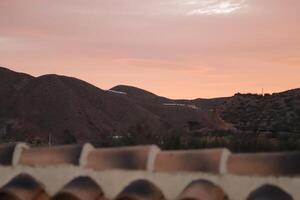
[233,150,300,156]
[94,144,159,151]
[159,148,229,153]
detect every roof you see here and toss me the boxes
[0,143,299,200]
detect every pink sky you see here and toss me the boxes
[1,0,300,98]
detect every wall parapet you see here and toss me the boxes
[0,143,300,200]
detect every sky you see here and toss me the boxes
[0,0,300,99]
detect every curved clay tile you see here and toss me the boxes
[115,179,165,200]
[227,152,300,176]
[0,143,28,166]
[154,149,230,174]
[52,176,104,200]
[0,174,49,200]
[177,179,228,200]
[0,143,17,165]
[85,145,160,170]
[19,144,84,166]
[246,184,293,200]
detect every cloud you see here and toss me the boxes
[184,0,246,15]
[112,58,215,72]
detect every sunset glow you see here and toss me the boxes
[0,0,300,98]
[186,0,246,15]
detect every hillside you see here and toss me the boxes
[0,67,34,111]
[1,67,299,150]
[0,70,167,144]
[220,91,300,133]
[0,67,225,145]
[111,85,229,130]
[111,85,300,144]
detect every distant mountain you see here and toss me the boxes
[111,85,173,105]
[111,85,230,129]
[1,67,299,146]
[111,85,232,130]
[220,90,300,133]
[0,67,226,145]
[0,67,34,111]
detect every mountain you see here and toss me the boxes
[1,67,299,147]
[0,67,34,111]
[112,85,300,134]
[111,85,171,103]
[0,68,166,144]
[220,90,300,133]
[111,85,232,130]
[0,67,225,145]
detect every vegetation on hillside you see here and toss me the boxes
[1,67,300,153]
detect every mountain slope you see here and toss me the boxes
[0,70,164,144]
[220,90,300,133]
[1,67,225,145]
[111,85,230,130]
[2,67,298,146]
[0,67,34,113]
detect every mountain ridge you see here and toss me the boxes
[1,66,299,147]
[0,67,227,145]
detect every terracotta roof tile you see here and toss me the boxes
[0,143,28,166]
[154,148,230,173]
[115,179,165,200]
[85,145,160,170]
[19,144,86,166]
[0,143,16,165]
[227,151,300,176]
[0,143,300,200]
[0,174,49,200]
[246,184,293,200]
[52,176,104,200]
[177,179,228,200]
